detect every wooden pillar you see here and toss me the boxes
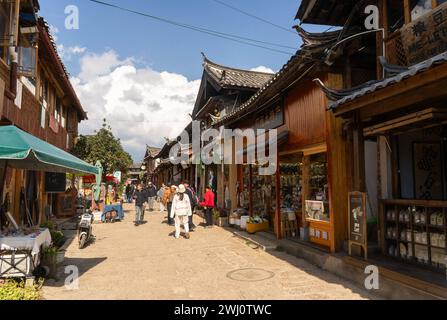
[229,164,238,212]
[390,135,400,198]
[353,115,366,192]
[275,157,281,239]
[377,0,385,79]
[248,164,253,216]
[301,156,311,228]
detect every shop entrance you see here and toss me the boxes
[279,153,303,239]
[379,126,447,272]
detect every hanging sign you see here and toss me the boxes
[113,171,122,183]
[400,2,447,65]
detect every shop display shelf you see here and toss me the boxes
[430,244,446,250]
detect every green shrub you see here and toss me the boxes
[41,246,58,257]
[0,279,42,300]
[40,221,55,231]
[50,230,66,248]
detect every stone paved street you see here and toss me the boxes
[42,204,378,300]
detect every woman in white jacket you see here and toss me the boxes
[170,184,192,239]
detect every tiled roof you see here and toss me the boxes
[145,146,162,159]
[324,52,447,110]
[213,27,346,126]
[203,57,273,90]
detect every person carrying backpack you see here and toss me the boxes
[183,180,197,231]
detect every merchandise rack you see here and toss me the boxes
[380,199,447,272]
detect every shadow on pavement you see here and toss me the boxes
[43,257,108,288]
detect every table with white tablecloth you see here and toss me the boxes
[0,228,52,277]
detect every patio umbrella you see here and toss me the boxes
[93,160,103,202]
[0,125,99,175]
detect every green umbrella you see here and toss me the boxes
[0,126,99,175]
[92,161,103,202]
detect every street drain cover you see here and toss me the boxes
[227,268,275,282]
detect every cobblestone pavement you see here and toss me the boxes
[42,204,378,300]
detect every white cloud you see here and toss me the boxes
[57,44,86,61]
[72,50,200,162]
[250,66,275,74]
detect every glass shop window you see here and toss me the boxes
[410,0,433,21]
[309,153,328,202]
[17,33,37,78]
[387,0,405,33]
[55,97,62,123]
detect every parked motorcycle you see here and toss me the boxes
[78,209,94,249]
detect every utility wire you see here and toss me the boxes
[86,0,296,55]
[211,0,297,35]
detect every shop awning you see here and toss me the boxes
[0,126,99,175]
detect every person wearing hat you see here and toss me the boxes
[170,184,192,239]
[165,184,177,226]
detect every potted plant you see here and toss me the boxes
[40,246,58,279]
[246,215,269,234]
[214,208,229,227]
[50,230,66,264]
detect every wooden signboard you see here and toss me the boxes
[413,142,443,200]
[348,192,368,259]
[400,2,447,66]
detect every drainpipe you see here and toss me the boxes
[5,46,18,100]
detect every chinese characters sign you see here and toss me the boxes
[348,192,367,246]
[401,2,447,65]
[413,142,443,200]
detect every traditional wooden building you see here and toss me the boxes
[191,55,274,203]
[1,1,89,224]
[211,16,378,253]
[301,0,447,296]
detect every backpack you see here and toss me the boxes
[188,187,198,208]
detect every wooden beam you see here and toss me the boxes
[404,0,411,24]
[352,114,366,192]
[301,156,311,229]
[363,108,447,136]
[334,62,447,118]
[275,157,281,239]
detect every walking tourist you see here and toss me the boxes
[170,184,192,239]
[125,183,132,203]
[165,185,177,225]
[183,180,197,231]
[201,185,215,228]
[157,183,166,211]
[146,181,158,211]
[133,184,148,226]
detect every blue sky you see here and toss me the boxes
[38,0,327,161]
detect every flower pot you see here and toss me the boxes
[56,250,66,264]
[229,217,240,226]
[217,217,229,227]
[246,221,269,234]
[40,254,58,279]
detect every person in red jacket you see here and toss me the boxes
[201,185,215,228]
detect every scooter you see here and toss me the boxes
[78,209,94,249]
